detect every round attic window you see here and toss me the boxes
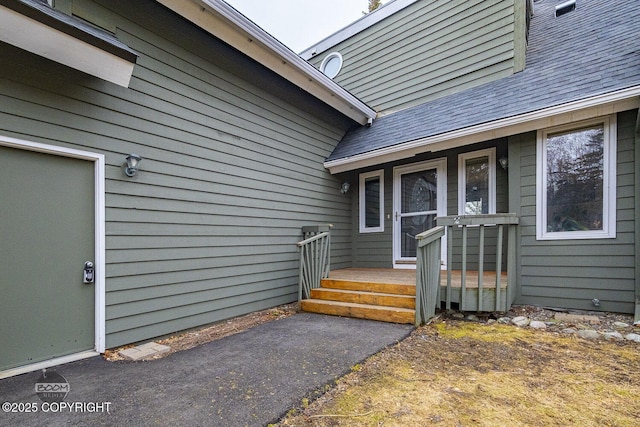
[320,52,343,78]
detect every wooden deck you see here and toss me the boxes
[326,267,510,313]
[300,268,512,323]
[328,268,508,289]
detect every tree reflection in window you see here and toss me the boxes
[546,125,604,232]
[465,156,489,215]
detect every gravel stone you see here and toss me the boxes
[603,332,624,341]
[511,316,530,327]
[625,333,640,343]
[529,320,547,330]
[576,330,601,340]
[555,313,601,324]
[442,305,638,343]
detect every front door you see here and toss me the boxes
[0,145,96,372]
[393,159,447,268]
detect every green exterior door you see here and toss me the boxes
[0,145,96,372]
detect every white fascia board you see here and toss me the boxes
[0,5,135,88]
[324,87,640,174]
[300,0,419,60]
[156,0,376,126]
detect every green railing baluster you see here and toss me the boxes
[297,225,332,301]
[437,214,519,313]
[507,224,517,309]
[446,225,453,310]
[461,224,467,311]
[495,224,504,311]
[415,225,445,325]
[478,224,485,312]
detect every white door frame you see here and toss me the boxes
[392,158,447,269]
[0,135,105,379]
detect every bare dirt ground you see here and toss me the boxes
[103,303,298,361]
[276,315,640,427]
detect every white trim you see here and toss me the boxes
[94,153,106,353]
[359,169,384,233]
[0,5,135,87]
[324,88,640,174]
[156,0,376,125]
[392,158,447,268]
[300,0,419,59]
[458,148,496,215]
[535,116,617,240]
[0,351,98,380]
[320,52,343,78]
[0,135,107,373]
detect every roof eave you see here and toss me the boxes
[324,87,640,174]
[299,0,419,60]
[0,0,137,87]
[156,0,376,126]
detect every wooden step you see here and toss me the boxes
[320,279,416,296]
[301,299,415,324]
[309,288,415,309]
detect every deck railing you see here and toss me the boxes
[415,225,446,325]
[437,213,519,312]
[297,225,332,300]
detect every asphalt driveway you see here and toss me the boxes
[0,313,413,426]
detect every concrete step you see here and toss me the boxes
[320,279,416,296]
[301,299,415,324]
[309,287,415,309]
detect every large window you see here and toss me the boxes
[458,148,496,215]
[359,170,384,233]
[536,116,616,240]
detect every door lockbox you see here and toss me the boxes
[83,261,95,284]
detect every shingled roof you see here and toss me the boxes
[326,0,640,167]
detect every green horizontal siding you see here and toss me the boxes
[513,110,637,313]
[349,140,509,269]
[309,0,519,113]
[352,170,394,267]
[0,0,354,347]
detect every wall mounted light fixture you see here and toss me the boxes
[125,153,142,177]
[340,181,350,194]
[499,156,508,170]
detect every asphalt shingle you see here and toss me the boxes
[328,0,640,162]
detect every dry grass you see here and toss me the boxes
[278,320,640,427]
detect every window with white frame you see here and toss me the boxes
[536,116,616,240]
[359,170,384,233]
[320,52,343,78]
[458,148,496,215]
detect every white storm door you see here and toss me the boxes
[393,159,447,268]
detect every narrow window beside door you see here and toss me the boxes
[359,170,384,233]
[458,148,496,215]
